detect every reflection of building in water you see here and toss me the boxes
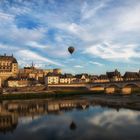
[0,99,90,133]
[0,112,18,133]
[2,99,89,115]
[0,103,2,112]
[5,101,48,117]
[47,100,89,112]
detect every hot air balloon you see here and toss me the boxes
[68,46,75,54]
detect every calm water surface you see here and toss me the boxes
[0,96,140,140]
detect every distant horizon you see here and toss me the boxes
[0,0,140,74]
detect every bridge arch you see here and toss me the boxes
[123,83,140,88]
[106,84,121,89]
[91,85,105,88]
[105,84,121,94]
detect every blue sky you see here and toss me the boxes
[0,0,140,74]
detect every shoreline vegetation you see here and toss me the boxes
[0,90,101,100]
[0,89,140,100]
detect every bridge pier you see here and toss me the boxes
[105,87,115,94]
[89,87,104,91]
[122,87,132,95]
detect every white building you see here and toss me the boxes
[75,74,90,83]
[59,74,76,84]
[7,77,36,87]
[7,78,31,87]
[45,73,60,85]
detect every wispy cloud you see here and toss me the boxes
[26,41,49,49]
[0,12,14,20]
[81,0,109,20]
[116,2,140,32]
[89,61,104,66]
[74,65,84,68]
[84,42,140,61]
[15,50,64,67]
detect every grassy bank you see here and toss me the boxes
[0,92,52,100]
[1,89,139,101]
[0,90,105,100]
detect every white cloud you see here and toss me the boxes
[45,45,70,58]
[56,23,94,41]
[84,42,140,61]
[117,3,140,32]
[89,61,103,66]
[0,43,18,50]
[9,6,30,15]
[74,65,84,68]
[15,50,64,67]
[81,0,108,20]
[0,12,14,21]
[26,41,49,49]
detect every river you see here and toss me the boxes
[0,95,140,140]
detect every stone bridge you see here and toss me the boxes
[48,80,140,94]
[87,80,140,94]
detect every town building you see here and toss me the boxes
[106,69,123,82]
[123,71,140,81]
[19,63,62,84]
[59,74,76,84]
[7,77,36,87]
[43,68,62,76]
[0,54,18,86]
[45,73,60,85]
[94,74,110,83]
[88,75,98,83]
[75,74,90,83]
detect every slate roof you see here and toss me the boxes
[106,69,121,78]
[123,72,140,79]
[75,74,89,79]
[0,54,17,63]
[46,72,61,77]
[99,74,108,79]
[60,73,73,78]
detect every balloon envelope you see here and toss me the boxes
[68,46,75,54]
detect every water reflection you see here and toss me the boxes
[69,121,77,130]
[0,97,140,140]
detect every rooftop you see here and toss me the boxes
[0,54,17,63]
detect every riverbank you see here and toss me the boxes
[0,90,104,100]
[0,89,140,101]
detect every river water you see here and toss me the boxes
[0,96,140,140]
